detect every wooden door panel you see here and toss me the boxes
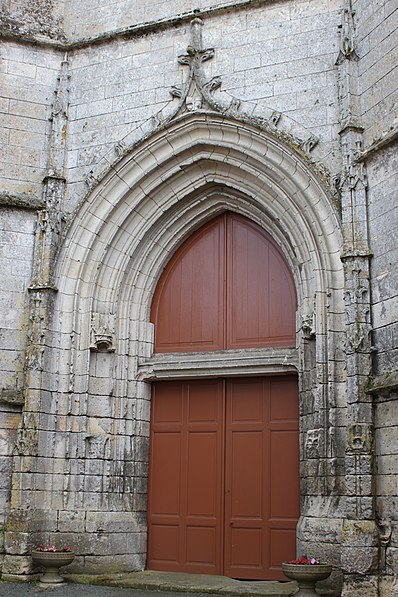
[186,431,219,516]
[149,525,179,563]
[229,431,263,517]
[269,377,300,524]
[148,379,223,574]
[227,214,296,349]
[148,376,299,580]
[269,527,297,570]
[270,430,300,519]
[229,378,264,423]
[225,379,267,579]
[151,217,225,352]
[225,377,299,580]
[148,382,183,570]
[150,432,181,516]
[185,526,217,568]
[227,216,270,347]
[269,376,299,421]
[267,247,297,343]
[230,528,263,567]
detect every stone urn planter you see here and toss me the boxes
[31,549,75,583]
[282,562,332,596]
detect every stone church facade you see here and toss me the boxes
[0,1,397,595]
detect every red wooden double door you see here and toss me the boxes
[147,213,299,579]
[147,376,299,580]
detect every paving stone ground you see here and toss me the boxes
[0,585,294,597]
[0,583,167,596]
[0,572,297,597]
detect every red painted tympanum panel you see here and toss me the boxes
[151,213,296,352]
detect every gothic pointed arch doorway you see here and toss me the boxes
[147,212,300,580]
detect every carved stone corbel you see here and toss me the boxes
[0,388,25,406]
[302,314,316,340]
[299,134,319,153]
[347,423,373,453]
[90,313,116,353]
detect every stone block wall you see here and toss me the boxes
[0,0,397,592]
[368,145,398,375]
[0,42,63,196]
[0,209,35,391]
[356,0,398,373]
[367,137,398,594]
[354,1,398,594]
[0,0,65,40]
[375,394,398,584]
[63,0,226,40]
[354,0,398,145]
[63,0,343,210]
[0,206,35,569]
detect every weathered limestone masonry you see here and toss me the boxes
[0,1,397,596]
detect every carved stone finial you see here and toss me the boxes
[341,8,356,58]
[191,17,204,51]
[178,47,214,65]
[174,19,218,114]
[336,4,359,64]
[177,18,215,69]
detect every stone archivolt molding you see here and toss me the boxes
[53,110,343,390]
[52,19,343,381]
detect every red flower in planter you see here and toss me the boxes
[35,545,72,553]
[289,556,320,565]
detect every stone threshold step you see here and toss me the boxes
[66,570,297,596]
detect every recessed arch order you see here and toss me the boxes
[49,110,346,577]
[55,112,343,362]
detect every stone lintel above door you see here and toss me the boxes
[137,347,298,381]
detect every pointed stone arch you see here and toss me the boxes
[57,111,342,331]
[16,112,345,573]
